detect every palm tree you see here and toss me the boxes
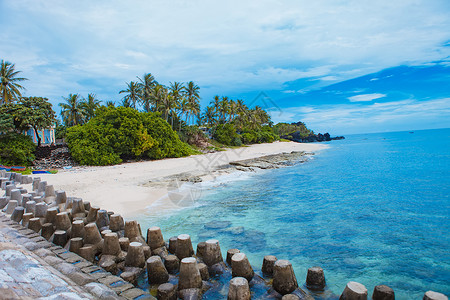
[178,98,190,131]
[119,81,140,109]
[219,96,230,124]
[137,73,157,112]
[59,94,85,126]
[204,106,217,127]
[184,81,200,125]
[80,93,101,121]
[106,100,115,107]
[0,60,27,104]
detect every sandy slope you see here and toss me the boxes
[39,141,328,218]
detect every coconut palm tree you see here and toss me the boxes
[219,96,230,124]
[184,81,200,125]
[80,93,101,121]
[151,84,166,113]
[204,106,217,127]
[59,94,85,126]
[137,73,157,112]
[0,60,27,104]
[119,81,140,109]
[178,98,190,131]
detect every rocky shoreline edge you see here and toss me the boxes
[0,168,448,300]
[143,151,313,192]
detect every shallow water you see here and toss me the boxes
[136,128,450,299]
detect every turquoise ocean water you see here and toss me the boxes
[136,128,450,299]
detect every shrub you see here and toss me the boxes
[141,113,190,159]
[0,133,36,166]
[212,124,240,146]
[66,107,189,165]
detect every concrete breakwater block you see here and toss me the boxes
[228,277,251,300]
[423,291,448,300]
[124,220,145,244]
[157,283,177,300]
[178,257,202,290]
[103,232,121,256]
[0,197,8,209]
[147,226,165,250]
[262,255,277,275]
[227,249,240,266]
[72,220,86,239]
[176,234,194,260]
[340,281,368,300]
[109,214,124,232]
[273,259,298,295]
[45,207,58,224]
[21,212,34,227]
[306,266,326,290]
[55,190,67,206]
[372,285,394,300]
[52,230,68,247]
[4,200,18,214]
[203,239,223,267]
[125,242,146,268]
[41,223,55,240]
[96,209,109,229]
[10,206,25,222]
[71,198,85,218]
[55,212,71,232]
[35,202,48,218]
[168,236,177,254]
[231,253,254,282]
[69,237,83,254]
[164,255,180,274]
[147,255,169,284]
[28,217,42,233]
[86,206,99,223]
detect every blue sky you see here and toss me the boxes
[1,0,449,134]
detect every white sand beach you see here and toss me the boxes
[39,141,328,218]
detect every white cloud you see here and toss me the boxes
[348,93,386,102]
[276,98,450,134]
[0,0,449,107]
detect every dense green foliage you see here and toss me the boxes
[273,122,313,139]
[0,97,56,146]
[0,133,36,166]
[66,106,190,165]
[213,124,241,146]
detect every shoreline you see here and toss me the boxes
[39,141,328,218]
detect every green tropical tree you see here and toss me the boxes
[204,106,217,127]
[137,73,157,112]
[119,81,140,109]
[178,98,190,131]
[59,94,85,126]
[151,84,166,113]
[80,93,101,121]
[15,97,56,146]
[184,81,200,125]
[0,60,27,104]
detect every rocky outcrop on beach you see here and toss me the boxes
[33,144,77,169]
[281,132,345,143]
[230,151,312,170]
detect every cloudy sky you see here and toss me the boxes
[1,0,449,134]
